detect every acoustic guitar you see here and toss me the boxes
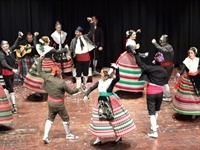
[15,44,34,58]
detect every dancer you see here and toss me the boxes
[0,31,23,113]
[0,84,13,125]
[135,50,167,138]
[83,63,136,146]
[173,47,200,118]
[152,35,174,102]
[16,32,38,81]
[89,16,104,75]
[70,17,95,92]
[23,35,67,95]
[115,29,146,92]
[50,21,73,74]
[36,56,79,144]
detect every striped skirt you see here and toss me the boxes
[115,51,145,92]
[173,75,200,115]
[0,75,5,86]
[90,95,136,137]
[0,85,13,124]
[55,59,73,73]
[23,58,54,93]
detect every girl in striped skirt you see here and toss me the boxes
[173,47,200,118]
[115,29,146,92]
[0,84,13,125]
[23,35,67,93]
[83,63,136,146]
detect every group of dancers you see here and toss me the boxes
[0,16,200,146]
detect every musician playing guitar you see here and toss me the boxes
[50,21,73,77]
[17,32,39,81]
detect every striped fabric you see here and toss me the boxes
[18,56,36,80]
[0,75,5,86]
[23,58,54,93]
[0,85,13,124]
[173,75,200,115]
[115,51,145,92]
[55,59,73,73]
[90,95,136,137]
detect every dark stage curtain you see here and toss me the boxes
[0,0,199,67]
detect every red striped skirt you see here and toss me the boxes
[89,95,136,138]
[173,75,200,115]
[23,58,55,93]
[0,85,13,124]
[55,59,73,73]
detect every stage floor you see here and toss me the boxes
[0,69,200,150]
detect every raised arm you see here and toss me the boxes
[135,53,151,72]
[152,41,173,53]
[86,18,95,39]
[84,81,99,97]
[9,32,23,51]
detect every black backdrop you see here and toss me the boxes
[0,0,199,67]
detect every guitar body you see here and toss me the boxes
[15,44,33,58]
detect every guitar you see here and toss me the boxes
[15,44,34,58]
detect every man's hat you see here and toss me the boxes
[76,26,83,32]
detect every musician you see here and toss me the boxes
[89,16,104,76]
[17,32,39,81]
[0,31,23,113]
[50,21,73,75]
[69,17,95,92]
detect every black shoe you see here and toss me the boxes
[111,137,122,144]
[91,141,102,146]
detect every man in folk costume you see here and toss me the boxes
[36,56,79,144]
[135,51,167,138]
[0,31,23,113]
[152,35,174,102]
[50,21,72,74]
[89,16,104,76]
[70,17,95,92]
[17,32,39,81]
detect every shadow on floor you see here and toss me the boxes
[26,93,48,102]
[115,91,143,99]
[173,113,200,122]
[0,125,13,132]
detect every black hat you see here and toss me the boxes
[76,26,83,32]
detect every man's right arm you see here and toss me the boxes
[63,83,79,95]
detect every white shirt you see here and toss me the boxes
[126,38,136,47]
[183,57,199,73]
[98,78,113,92]
[75,36,95,54]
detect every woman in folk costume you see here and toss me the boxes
[0,32,23,113]
[50,21,73,74]
[135,51,167,138]
[173,47,200,118]
[23,35,67,93]
[115,29,146,92]
[0,84,13,125]
[83,63,136,146]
